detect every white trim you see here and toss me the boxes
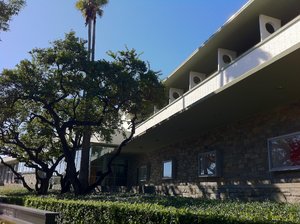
[164,0,254,82]
[135,15,300,137]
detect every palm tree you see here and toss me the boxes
[76,0,108,61]
[76,0,109,190]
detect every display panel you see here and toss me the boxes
[268,132,300,171]
[198,151,218,177]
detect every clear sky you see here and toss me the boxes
[0,0,248,79]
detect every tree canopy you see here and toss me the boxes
[0,32,165,194]
[0,0,25,33]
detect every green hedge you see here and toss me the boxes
[1,195,300,224]
[24,197,245,224]
[0,195,25,205]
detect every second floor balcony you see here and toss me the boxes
[134,14,300,138]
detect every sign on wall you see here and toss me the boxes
[268,132,300,171]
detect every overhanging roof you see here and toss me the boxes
[124,47,300,153]
[164,0,300,90]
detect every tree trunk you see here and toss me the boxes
[77,15,94,192]
[57,129,83,195]
[60,174,71,194]
[67,165,82,195]
[37,178,50,195]
[65,149,83,194]
[78,129,91,191]
[84,116,137,194]
[0,157,33,192]
[91,17,96,61]
[87,19,92,61]
[35,170,54,195]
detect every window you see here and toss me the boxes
[268,132,300,171]
[138,165,148,182]
[163,160,173,179]
[198,151,218,177]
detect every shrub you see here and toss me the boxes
[1,192,300,224]
[0,195,25,205]
[0,186,29,196]
[23,197,300,224]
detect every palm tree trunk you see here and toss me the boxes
[79,125,91,190]
[87,19,92,61]
[78,16,94,191]
[91,17,96,61]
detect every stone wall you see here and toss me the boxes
[129,183,300,203]
[127,101,300,202]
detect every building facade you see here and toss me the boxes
[101,0,300,202]
[2,0,300,202]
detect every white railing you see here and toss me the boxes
[135,16,300,136]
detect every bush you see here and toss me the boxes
[0,192,300,224]
[22,197,300,224]
[0,186,29,196]
[0,195,24,205]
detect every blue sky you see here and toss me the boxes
[0,0,248,79]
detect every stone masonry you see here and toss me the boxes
[127,100,300,202]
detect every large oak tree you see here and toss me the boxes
[0,32,165,194]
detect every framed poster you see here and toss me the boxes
[268,131,300,171]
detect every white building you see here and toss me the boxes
[97,0,300,202]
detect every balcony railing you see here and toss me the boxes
[135,15,300,137]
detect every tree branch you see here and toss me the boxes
[0,157,33,192]
[63,99,109,130]
[86,113,137,192]
[30,113,55,127]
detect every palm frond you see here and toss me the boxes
[75,0,109,23]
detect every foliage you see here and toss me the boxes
[76,0,108,24]
[75,0,110,188]
[0,195,24,206]
[0,186,30,196]
[76,0,109,61]
[0,108,65,193]
[0,79,65,194]
[0,32,165,194]
[0,193,299,224]
[0,186,60,197]
[0,0,25,33]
